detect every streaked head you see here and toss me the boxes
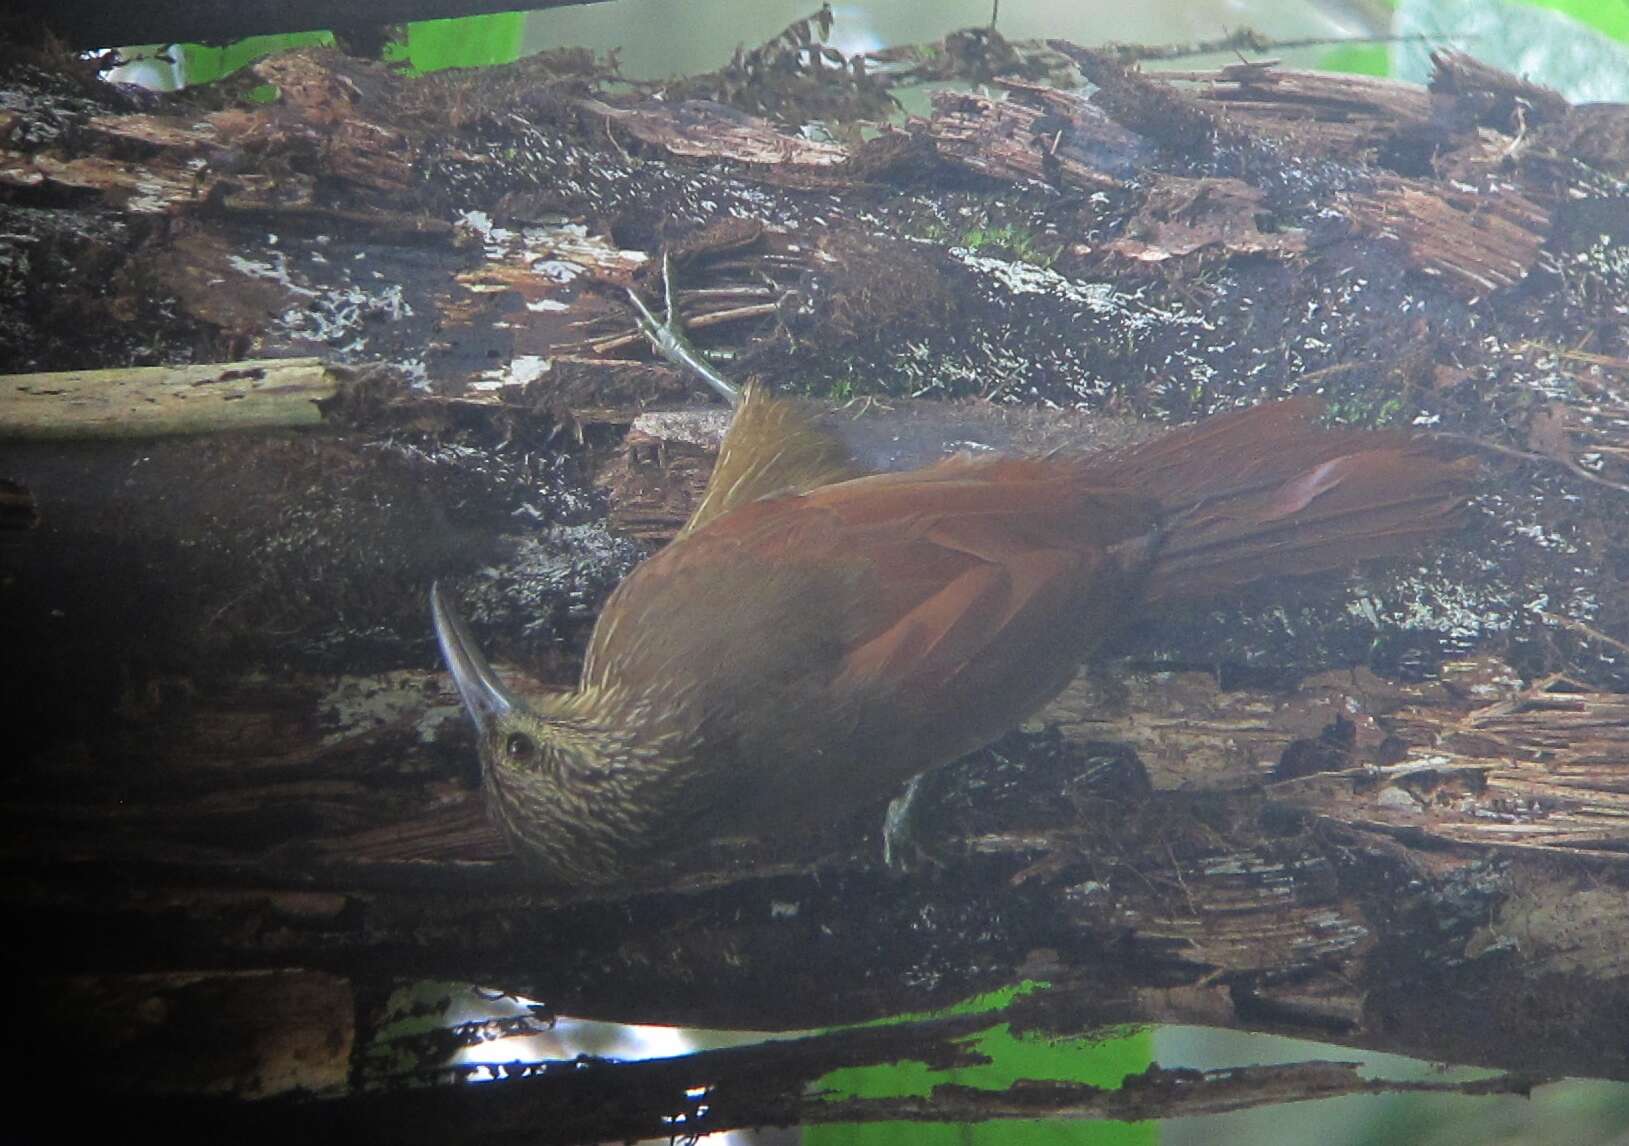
[430,582,658,885]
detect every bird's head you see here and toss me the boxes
[430,583,662,885]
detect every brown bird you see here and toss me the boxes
[433,377,1471,887]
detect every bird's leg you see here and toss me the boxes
[627,252,741,406]
[882,772,947,874]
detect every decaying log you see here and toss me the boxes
[1177,63,1556,295]
[1429,48,1573,129]
[950,53,1554,297]
[1048,42,1244,159]
[923,82,1129,192]
[0,358,337,439]
[8,656,1629,1082]
[1340,179,1549,296]
[25,970,355,1098]
[576,96,849,167]
[5,24,1629,1138]
[1283,681,1629,861]
[1160,60,1435,156]
[89,1023,1535,1146]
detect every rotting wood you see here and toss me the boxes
[578,96,849,167]
[1101,175,1308,263]
[0,150,206,214]
[1340,178,1549,297]
[922,83,1127,192]
[5,25,1629,1134]
[1161,61,1435,156]
[6,658,1629,1076]
[1048,41,1248,158]
[0,358,337,439]
[25,970,355,1098]
[1276,677,1629,860]
[922,56,1550,292]
[1429,48,1573,129]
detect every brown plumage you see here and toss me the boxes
[434,388,1472,886]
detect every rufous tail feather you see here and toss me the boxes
[1080,398,1474,604]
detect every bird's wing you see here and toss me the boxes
[803,458,1158,713]
[587,454,1158,729]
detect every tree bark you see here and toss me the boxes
[0,357,336,439]
[3,25,1629,1138]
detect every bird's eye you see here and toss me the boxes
[505,732,537,763]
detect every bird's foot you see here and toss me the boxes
[627,251,741,406]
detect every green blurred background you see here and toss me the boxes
[114,0,1629,101]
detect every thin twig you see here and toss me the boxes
[1295,361,1368,385]
[583,302,780,356]
[1432,431,1629,495]
[1537,611,1629,658]
[1105,32,1436,65]
[1514,340,1629,373]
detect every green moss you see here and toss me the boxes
[960,223,1059,268]
[1322,391,1409,427]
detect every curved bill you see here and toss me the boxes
[430,582,518,724]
